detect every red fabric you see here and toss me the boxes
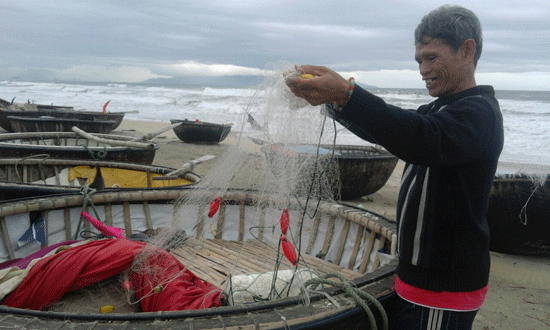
[81,211,125,239]
[394,276,488,311]
[1,239,222,312]
[130,249,223,311]
[102,100,110,113]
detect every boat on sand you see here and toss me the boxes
[0,157,202,200]
[0,188,397,329]
[0,132,159,165]
[170,119,232,144]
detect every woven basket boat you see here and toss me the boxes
[7,115,118,134]
[171,119,232,144]
[262,144,399,200]
[487,162,550,255]
[0,188,397,329]
[0,109,124,133]
[0,158,201,201]
[0,132,158,165]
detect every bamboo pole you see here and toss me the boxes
[71,126,155,149]
[130,122,181,142]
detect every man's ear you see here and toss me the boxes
[462,39,476,63]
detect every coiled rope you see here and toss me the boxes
[82,145,108,161]
[74,185,101,240]
[304,272,388,330]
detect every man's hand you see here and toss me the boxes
[285,65,350,106]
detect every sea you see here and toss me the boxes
[1,80,549,166]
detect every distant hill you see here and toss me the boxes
[141,75,264,88]
[142,75,378,89]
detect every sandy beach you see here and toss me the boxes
[103,120,550,329]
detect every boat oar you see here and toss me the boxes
[153,155,215,180]
[71,126,156,149]
[130,122,181,142]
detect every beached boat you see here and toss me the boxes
[171,119,232,144]
[0,188,397,329]
[7,115,118,134]
[0,109,125,133]
[262,144,399,200]
[0,158,202,200]
[0,97,74,112]
[0,132,158,165]
[487,162,550,255]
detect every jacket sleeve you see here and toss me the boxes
[331,86,499,167]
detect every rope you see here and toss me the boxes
[82,145,108,161]
[304,272,388,330]
[74,185,102,240]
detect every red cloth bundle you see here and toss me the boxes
[1,239,222,311]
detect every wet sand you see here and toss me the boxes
[116,120,550,329]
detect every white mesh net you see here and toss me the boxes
[127,62,343,307]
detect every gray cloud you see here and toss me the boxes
[1,0,548,90]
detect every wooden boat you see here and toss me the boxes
[487,162,550,255]
[0,158,201,200]
[262,144,399,200]
[0,97,74,112]
[0,109,125,133]
[7,115,118,134]
[171,119,232,144]
[0,188,397,329]
[0,132,158,165]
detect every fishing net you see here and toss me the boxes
[494,161,550,226]
[127,61,344,308]
[496,161,550,186]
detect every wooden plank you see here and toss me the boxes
[319,215,336,259]
[172,241,262,286]
[199,239,359,281]
[185,237,359,282]
[258,206,265,240]
[305,213,321,255]
[142,201,153,230]
[82,206,91,233]
[196,204,205,238]
[104,203,113,226]
[54,166,61,186]
[146,169,152,188]
[64,208,71,241]
[200,239,268,274]
[238,202,245,241]
[371,235,386,270]
[347,225,365,270]
[359,230,376,274]
[215,203,226,239]
[333,219,351,266]
[123,202,132,236]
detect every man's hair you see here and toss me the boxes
[415,5,483,67]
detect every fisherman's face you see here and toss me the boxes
[415,37,471,98]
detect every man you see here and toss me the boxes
[286,5,504,330]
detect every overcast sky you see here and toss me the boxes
[1,0,549,90]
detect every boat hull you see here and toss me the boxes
[0,132,158,165]
[487,173,550,255]
[171,119,232,144]
[0,109,124,133]
[262,144,399,200]
[7,115,118,134]
[0,188,397,329]
[0,158,201,201]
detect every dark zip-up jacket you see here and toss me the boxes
[328,85,504,292]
